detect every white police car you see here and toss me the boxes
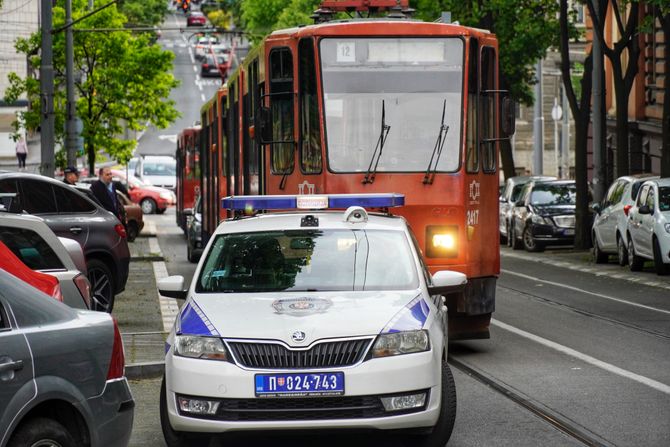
[158,194,464,446]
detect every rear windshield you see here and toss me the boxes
[197,229,418,293]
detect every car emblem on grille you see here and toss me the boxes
[292,331,306,342]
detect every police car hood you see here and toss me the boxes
[178,291,428,343]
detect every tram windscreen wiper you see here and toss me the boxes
[362,100,391,184]
[423,99,449,184]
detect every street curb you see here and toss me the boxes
[126,361,165,380]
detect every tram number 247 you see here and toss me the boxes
[466,209,479,226]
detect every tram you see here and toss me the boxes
[175,125,201,232]
[188,0,515,339]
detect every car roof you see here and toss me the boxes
[643,177,670,187]
[215,210,408,236]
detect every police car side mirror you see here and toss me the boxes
[428,271,467,296]
[158,275,187,300]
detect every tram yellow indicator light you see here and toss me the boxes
[426,225,458,258]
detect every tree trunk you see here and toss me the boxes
[499,138,516,180]
[661,14,670,177]
[613,76,630,176]
[574,119,591,249]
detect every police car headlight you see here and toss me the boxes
[174,335,229,361]
[371,330,429,358]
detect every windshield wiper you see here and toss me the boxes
[423,100,449,184]
[362,100,391,184]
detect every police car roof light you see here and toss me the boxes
[221,193,405,212]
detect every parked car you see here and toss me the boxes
[184,195,202,263]
[0,241,63,301]
[509,180,578,252]
[193,35,220,60]
[0,212,91,309]
[134,155,177,191]
[112,169,176,214]
[499,175,556,245]
[186,10,206,26]
[158,194,463,447]
[591,174,658,265]
[626,178,670,275]
[0,268,134,447]
[0,172,130,313]
[117,190,144,241]
[200,52,229,78]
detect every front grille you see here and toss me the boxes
[176,391,429,421]
[227,339,372,369]
[552,215,575,228]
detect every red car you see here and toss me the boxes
[186,11,206,26]
[0,241,63,302]
[111,169,176,214]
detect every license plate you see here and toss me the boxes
[255,372,344,397]
[564,228,575,236]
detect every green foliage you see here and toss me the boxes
[275,0,322,30]
[4,0,179,168]
[207,9,233,29]
[240,0,294,43]
[118,0,168,26]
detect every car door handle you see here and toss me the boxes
[0,359,24,374]
[69,226,83,234]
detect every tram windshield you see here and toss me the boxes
[320,37,464,173]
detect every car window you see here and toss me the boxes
[0,300,8,330]
[20,180,57,214]
[197,229,418,293]
[530,184,576,206]
[143,162,176,176]
[646,187,655,209]
[659,187,670,212]
[0,179,22,213]
[631,181,646,202]
[0,227,65,270]
[54,184,97,213]
[605,180,624,206]
[637,185,649,207]
[510,184,526,202]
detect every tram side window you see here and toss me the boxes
[480,46,497,173]
[269,48,294,174]
[466,38,479,173]
[299,38,322,174]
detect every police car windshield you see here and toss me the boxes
[196,229,418,293]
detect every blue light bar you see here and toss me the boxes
[221,193,405,211]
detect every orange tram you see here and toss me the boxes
[179,0,515,340]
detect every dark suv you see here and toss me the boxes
[0,172,129,312]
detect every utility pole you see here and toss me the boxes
[65,0,78,167]
[533,59,544,175]
[562,84,570,179]
[39,0,55,177]
[592,0,605,202]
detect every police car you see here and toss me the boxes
[158,194,464,446]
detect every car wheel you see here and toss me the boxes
[400,360,456,447]
[126,221,139,242]
[617,234,628,266]
[157,207,167,215]
[592,234,608,264]
[652,237,669,276]
[523,225,544,252]
[8,417,76,447]
[88,258,115,313]
[161,375,207,447]
[627,238,644,272]
[141,198,157,214]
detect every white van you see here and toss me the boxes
[134,155,176,190]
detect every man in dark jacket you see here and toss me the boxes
[63,166,79,185]
[90,166,124,223]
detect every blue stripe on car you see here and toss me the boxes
[179,301,220,336]
[383,295,430,333]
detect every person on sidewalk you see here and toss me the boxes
[15,136,28,171]
[63,166,79,185]
[91,167,125,224]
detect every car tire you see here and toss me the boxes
[627,238,644,272]
[157,207,167,215]
[523,225,544,252]
[161,375,207,447]
[617,234,628,266]
[593,235,608,264]
[126,221,139,242]
[8,417,76,447]
[88,258,115,313]
[141,198,157,214]
[652,237,669,276]
[400,360,456,447]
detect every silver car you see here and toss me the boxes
[0,269,134,447]
[499,175,556,245]
[0,212,91,309]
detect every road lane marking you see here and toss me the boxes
[492,319,670,395]
[201,93,206,102]
[188,46,195,64]
[501,269,670,315]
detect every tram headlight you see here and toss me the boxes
[426,225,458,258]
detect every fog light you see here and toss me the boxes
[177,397,220,415]
[380,392,426,411]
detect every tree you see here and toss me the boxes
[585,0,641,178]
[418,0,561,180]
[118,0,168,27]
[240,0,288,44]
[4,0,180,173]
[647,0,670,177]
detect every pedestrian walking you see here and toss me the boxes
[63,166,79,185]
[15,136,28,171]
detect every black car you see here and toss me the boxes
[509,180,577,252]
[0,172,130,312]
